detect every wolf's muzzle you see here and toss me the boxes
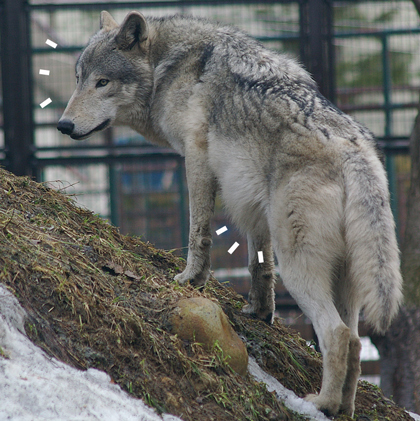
[57,119,75,136]
[57,118,111,140]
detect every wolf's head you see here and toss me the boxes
[57,11,153,140]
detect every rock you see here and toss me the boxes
[170,297,248,375]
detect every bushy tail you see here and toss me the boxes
[343,149,403,334]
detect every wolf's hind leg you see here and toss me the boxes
[304,320,350,416]
[334,277,362,417]
[174,141,217,287]
[270,177,349,415]
[242,225,276,324]
[340,334,361,416]
[278,256,350,416]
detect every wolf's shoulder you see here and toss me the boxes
[148,14,313,85]
[146,13,240,34]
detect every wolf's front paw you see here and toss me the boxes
[304,393,340,417]
[174,267,209,287]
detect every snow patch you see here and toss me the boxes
[0,285,182,421]
[248,357,329,420]
[249,354,419,421]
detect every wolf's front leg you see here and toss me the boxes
[242,229,276,324]
[174,146,217,287]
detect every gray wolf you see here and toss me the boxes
[57,11,403,416]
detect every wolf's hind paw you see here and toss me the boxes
[242,304,274,324]
[304,393,340,417]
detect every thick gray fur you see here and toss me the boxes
[58,11,403,417]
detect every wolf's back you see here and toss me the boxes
[343,146,403,333]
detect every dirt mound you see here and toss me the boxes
[0,167,412,421]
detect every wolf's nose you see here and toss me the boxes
[57,119,75,135]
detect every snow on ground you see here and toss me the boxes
[0,285,181,421]
[248,357,330,421]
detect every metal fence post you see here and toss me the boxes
[0,0,35,177]
[381,33,399,237]
[300,0,335,102]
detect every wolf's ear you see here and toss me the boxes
[116,11,148,50]
[100,11,119,31]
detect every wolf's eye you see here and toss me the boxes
[76,75,79,84]
[96,79,109,88]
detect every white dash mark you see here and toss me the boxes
[228,242,239,254]
[216,226,228,235]
[45,39,57,49]
[258,251,264,263]
[39,69,50,76]
[40,98,52,108]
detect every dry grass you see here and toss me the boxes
[0,167,413,421]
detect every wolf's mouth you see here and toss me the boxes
[70,119,111,140]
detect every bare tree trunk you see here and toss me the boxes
[401,109,420,304]
[372,308,420,412]
[371,103,420,413]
